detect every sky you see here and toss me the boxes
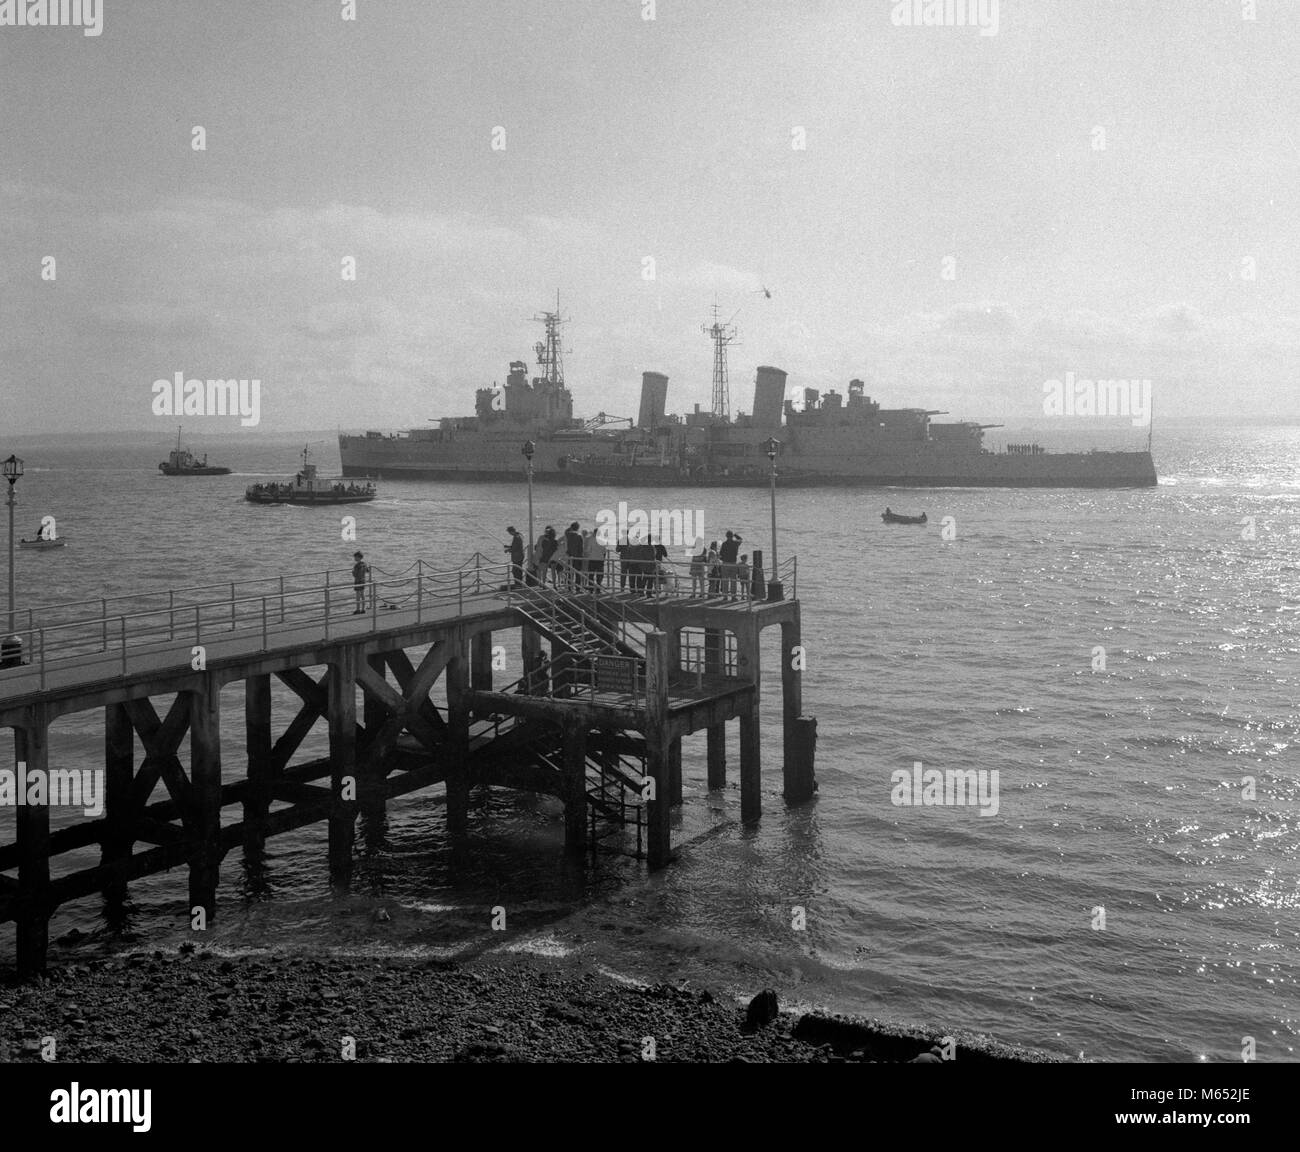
[2,0,1297,435]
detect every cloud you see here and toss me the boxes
[935,303,1020,335]
[3,182,1298,432]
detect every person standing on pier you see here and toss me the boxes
[707,540,721,596]
[351,551,371,613]
[652,535,669,591]
[719,531,741,599]
[616,533,630,591]
[564,521,584,590]
[537,526,559,587]
[690,538,707,596]
[584,527,607,592]
[505,526,525,588]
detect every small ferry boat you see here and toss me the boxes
[159,427,231,476]
[881,508,927,525]
[246,446,377,506]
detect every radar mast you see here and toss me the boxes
[702,301,739,420]
[532,291,568,389]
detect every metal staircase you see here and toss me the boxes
[465,588,679,857]
[505,585,641,660]
[583,729,649,857]
[477,719,648,858]
[584,593,657,659]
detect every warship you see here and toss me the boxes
[338,302,1157,488]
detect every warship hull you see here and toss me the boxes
[160,464,231,476]
[338,434,1157,488]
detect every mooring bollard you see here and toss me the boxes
[784,715,818,802]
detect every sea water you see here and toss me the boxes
[0,424,1295,1062]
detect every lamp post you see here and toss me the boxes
[3,454,23,635]
[522,440,535,580]
[763,437,782,601]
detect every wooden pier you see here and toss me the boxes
[0,553,815,977]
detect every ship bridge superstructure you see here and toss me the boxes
[446,297,577,432]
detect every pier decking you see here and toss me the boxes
[0,553,815,977]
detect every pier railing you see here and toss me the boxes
[496,650,645,707]
[0,549,797,694]
[0,552,514,691]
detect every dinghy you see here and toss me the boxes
[881,509,927,525]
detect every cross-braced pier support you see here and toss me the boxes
[1,578,815,976]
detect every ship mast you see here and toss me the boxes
[532,290,568,389]
[702,302,738,420]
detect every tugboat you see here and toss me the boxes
[159,427,231,476]
[245,446,377,505]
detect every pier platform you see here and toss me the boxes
[0,552,816,976]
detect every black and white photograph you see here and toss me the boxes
[0,0,1293,1129]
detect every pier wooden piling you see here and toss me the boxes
[0,554,815,976]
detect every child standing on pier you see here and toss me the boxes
[352,551,371,613]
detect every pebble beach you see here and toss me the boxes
[1,949,1063,1064]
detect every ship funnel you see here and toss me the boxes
[752,366,787,427]
[638,371,669,429]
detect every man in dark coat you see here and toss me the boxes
[537,527,559,586]
[564,521,584,589]
[718,531,741,599]
[504,526,525,587]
